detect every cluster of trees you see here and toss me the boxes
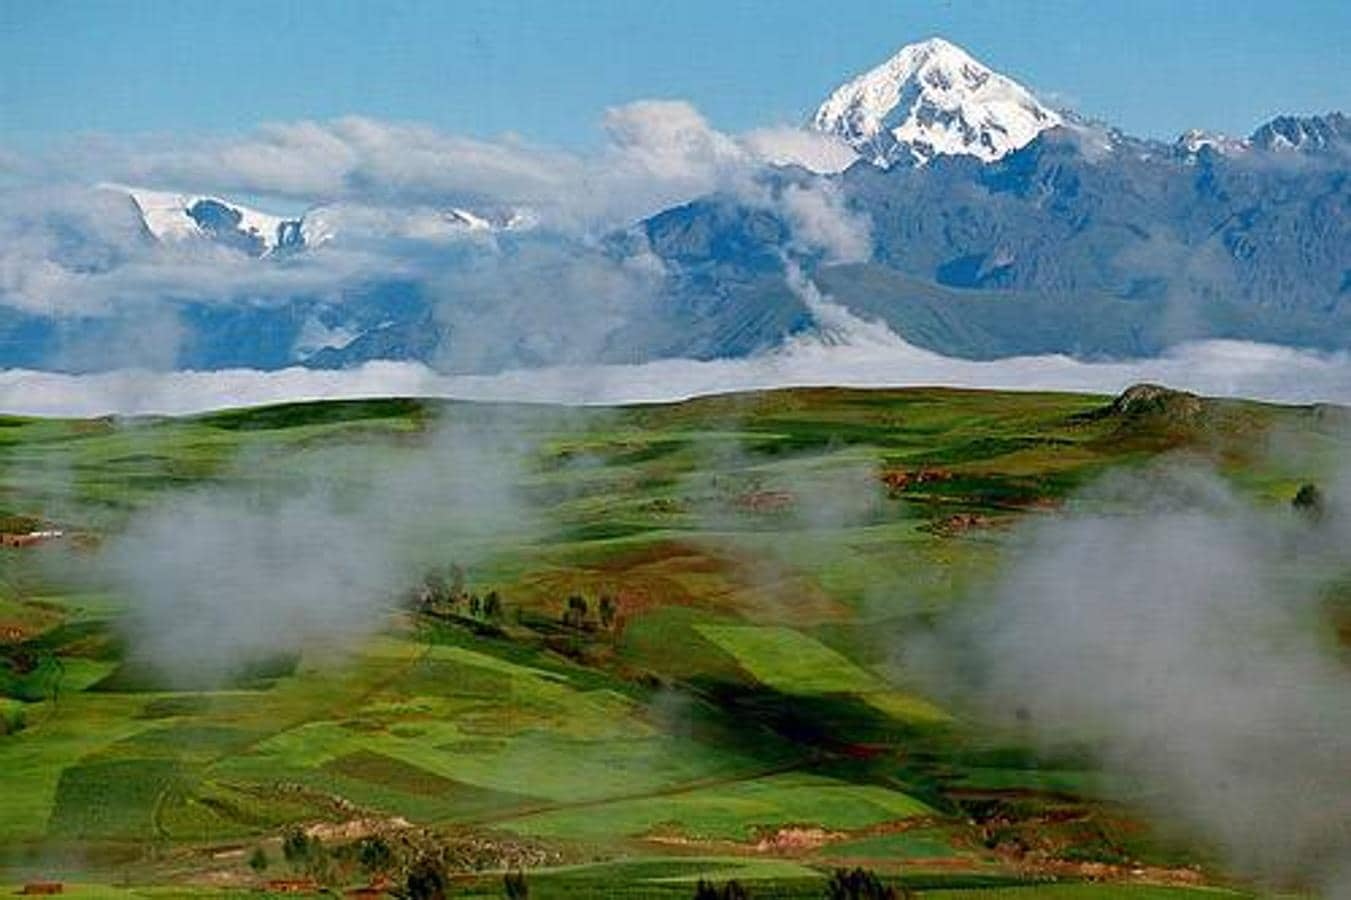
[560,593,618,631]
[249,830,399,887]
[413,564,505,624]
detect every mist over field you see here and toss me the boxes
[76,417,545,684]
[909,464,1351,892]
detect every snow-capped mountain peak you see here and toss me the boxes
[811,36,1061,167]
[116,186,303,256]
[108,186,539,257]
[1174,128,1249,162]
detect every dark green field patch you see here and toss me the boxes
[136,695,212,719]
[47,758,182,839]
[111,723,258,761]
[90,653,298,692]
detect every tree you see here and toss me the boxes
[1293,482,1327,519]
[503,870,529,899]
[563,594,589,628]
[401,855,447,900]
[357,835,393,875]
[248,846,269,873]
[281,827,312,867]
[826,867,901,900]
[483,590,503,623]
[598,594,617,629]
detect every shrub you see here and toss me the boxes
[826,867,901,900]
[401,855,447,900]
[693,879,749,900]
[357,835,393,874]
[281,827,313,866]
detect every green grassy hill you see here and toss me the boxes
[0,386,1341,897]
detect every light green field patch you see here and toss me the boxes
[826,827,970,862]
[241,720,357,768]
[364,727,753,804]
[58,658,122,693]
[864,690,952,725]
[420,642,571,683]
[522,855,826,889]
[696,625,880,694]
[502,771,932,841]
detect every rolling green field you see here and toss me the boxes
[0,386,1342,897]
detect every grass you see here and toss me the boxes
[0,385,1336,892]
[501,771,933,841]
[47,757,183,840]
[693,624,949,724]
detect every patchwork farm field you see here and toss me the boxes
[0,386,1343,897]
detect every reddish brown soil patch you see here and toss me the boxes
[733,489,795,513]
[881,468,954,496]
[754,826,845,852]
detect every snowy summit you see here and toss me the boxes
[120,186,304,257]
[811,37,1061,167]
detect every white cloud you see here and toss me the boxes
[741,126,859,174]
[5,335,1351,418]
[40,105,857,235]
[778,181,872,263]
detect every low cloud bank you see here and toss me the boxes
[906,466,1351,892]
[5,336,1351,417]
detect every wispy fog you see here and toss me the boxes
[908,465,1351,892]
[83,418,543,684]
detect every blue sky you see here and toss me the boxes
[2,0,1349,149]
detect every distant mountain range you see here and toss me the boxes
[119,186,534,256]
[639,40,1351,361]
[3,38,1348,372]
